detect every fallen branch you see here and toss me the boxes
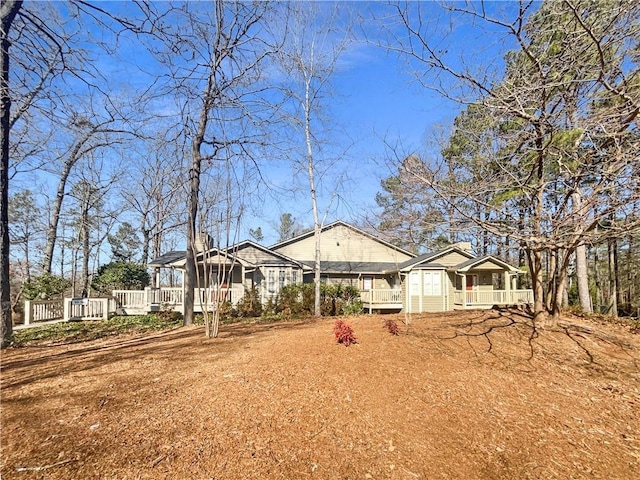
[16,459,75,472]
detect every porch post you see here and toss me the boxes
[180,269,186,315]
[462,273,467,309]
[504,271,510,305]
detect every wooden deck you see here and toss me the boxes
[453,289,533,309]
[360,289,403,311]
[113,287,246,315]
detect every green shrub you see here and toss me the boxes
[11,313,181,346]
[23,273,71,300]
[277,284,305,317]
[92,262,150,294]
[320,283,362,316]
[235,287,262,318]
[342,300,364,316]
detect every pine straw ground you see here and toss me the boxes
[1,310,639,480]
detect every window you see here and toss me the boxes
[279,269,286,290]
[363,277,373,290]
[267,269,276,293]
[292,270,298,285]
[423,271,441,296]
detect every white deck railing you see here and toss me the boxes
[148,287,183,306]
[194,287,244,307]
[23,300,65,325]
[453,289,533,306]
[113,286,246,312]
[360,289,403,305]
[113,290,147,309]
[63,298,113,321]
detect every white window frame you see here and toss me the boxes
[423,271,442,296]
[267,269,276,293]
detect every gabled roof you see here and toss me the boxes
[451,255,523,273]
[148,251,186,268]
[300,261,402,274]
[393,246,475,272]
[269,220,416,258]
[227,240,310,269]
[148,240,310,270]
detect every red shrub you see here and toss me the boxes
[384,319,399,335]
[334,319,357,346]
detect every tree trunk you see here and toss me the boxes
[528,249,546,324]
[81,190,90,296]
[183,149,201,327]
[572,191,592,313]
[593,245,601,313]
[607,237,618,317]
[575,242,591,312]
[303,75,321,317]
[42,138,93,273]
[0,0,22,348]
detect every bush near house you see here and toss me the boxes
[22,273,71,300]
[91,262,150,294]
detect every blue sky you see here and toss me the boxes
[239,1,521,245]
[13,1,536,257]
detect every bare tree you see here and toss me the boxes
[41,97,133,274]
[275,2,354,316]
[1,0,23,346]
[149,1,279,328]
[385,0,640,324]
[122,138,185,265]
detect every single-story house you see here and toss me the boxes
[386,243,533,313]
[114,221,532,314]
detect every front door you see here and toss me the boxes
[466,275,477,290]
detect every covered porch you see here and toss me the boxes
[360,289,403,311]
[451,258,533,310]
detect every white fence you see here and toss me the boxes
[22,298,116,325]
[360,289,403,305]
[112,286,246,313]
[23,300,65,325]
[63,298,114,321]
[453,289,534,306]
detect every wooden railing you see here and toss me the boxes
[113,290,146,309]
[113,286,245,312]
[194,287,245,309]
[147,287,183,306]
[23,300,64,325]
[360,289,403,305]
[453,289,533,306]
[63,298,113,321]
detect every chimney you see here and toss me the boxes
[452,241,472,252]
[194,233,213,253]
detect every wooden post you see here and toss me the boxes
[63,298,71,321]
[24,300,31,325]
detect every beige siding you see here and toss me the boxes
[274,224,413,265]
[235,245,286,264]
[404,269,448,313]
[436,251,474,267]
[446,272,457,311]
[470,260,503,270]
[476,271,494,291]
[400,275,408,313]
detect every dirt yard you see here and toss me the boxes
[1,310,639,479]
